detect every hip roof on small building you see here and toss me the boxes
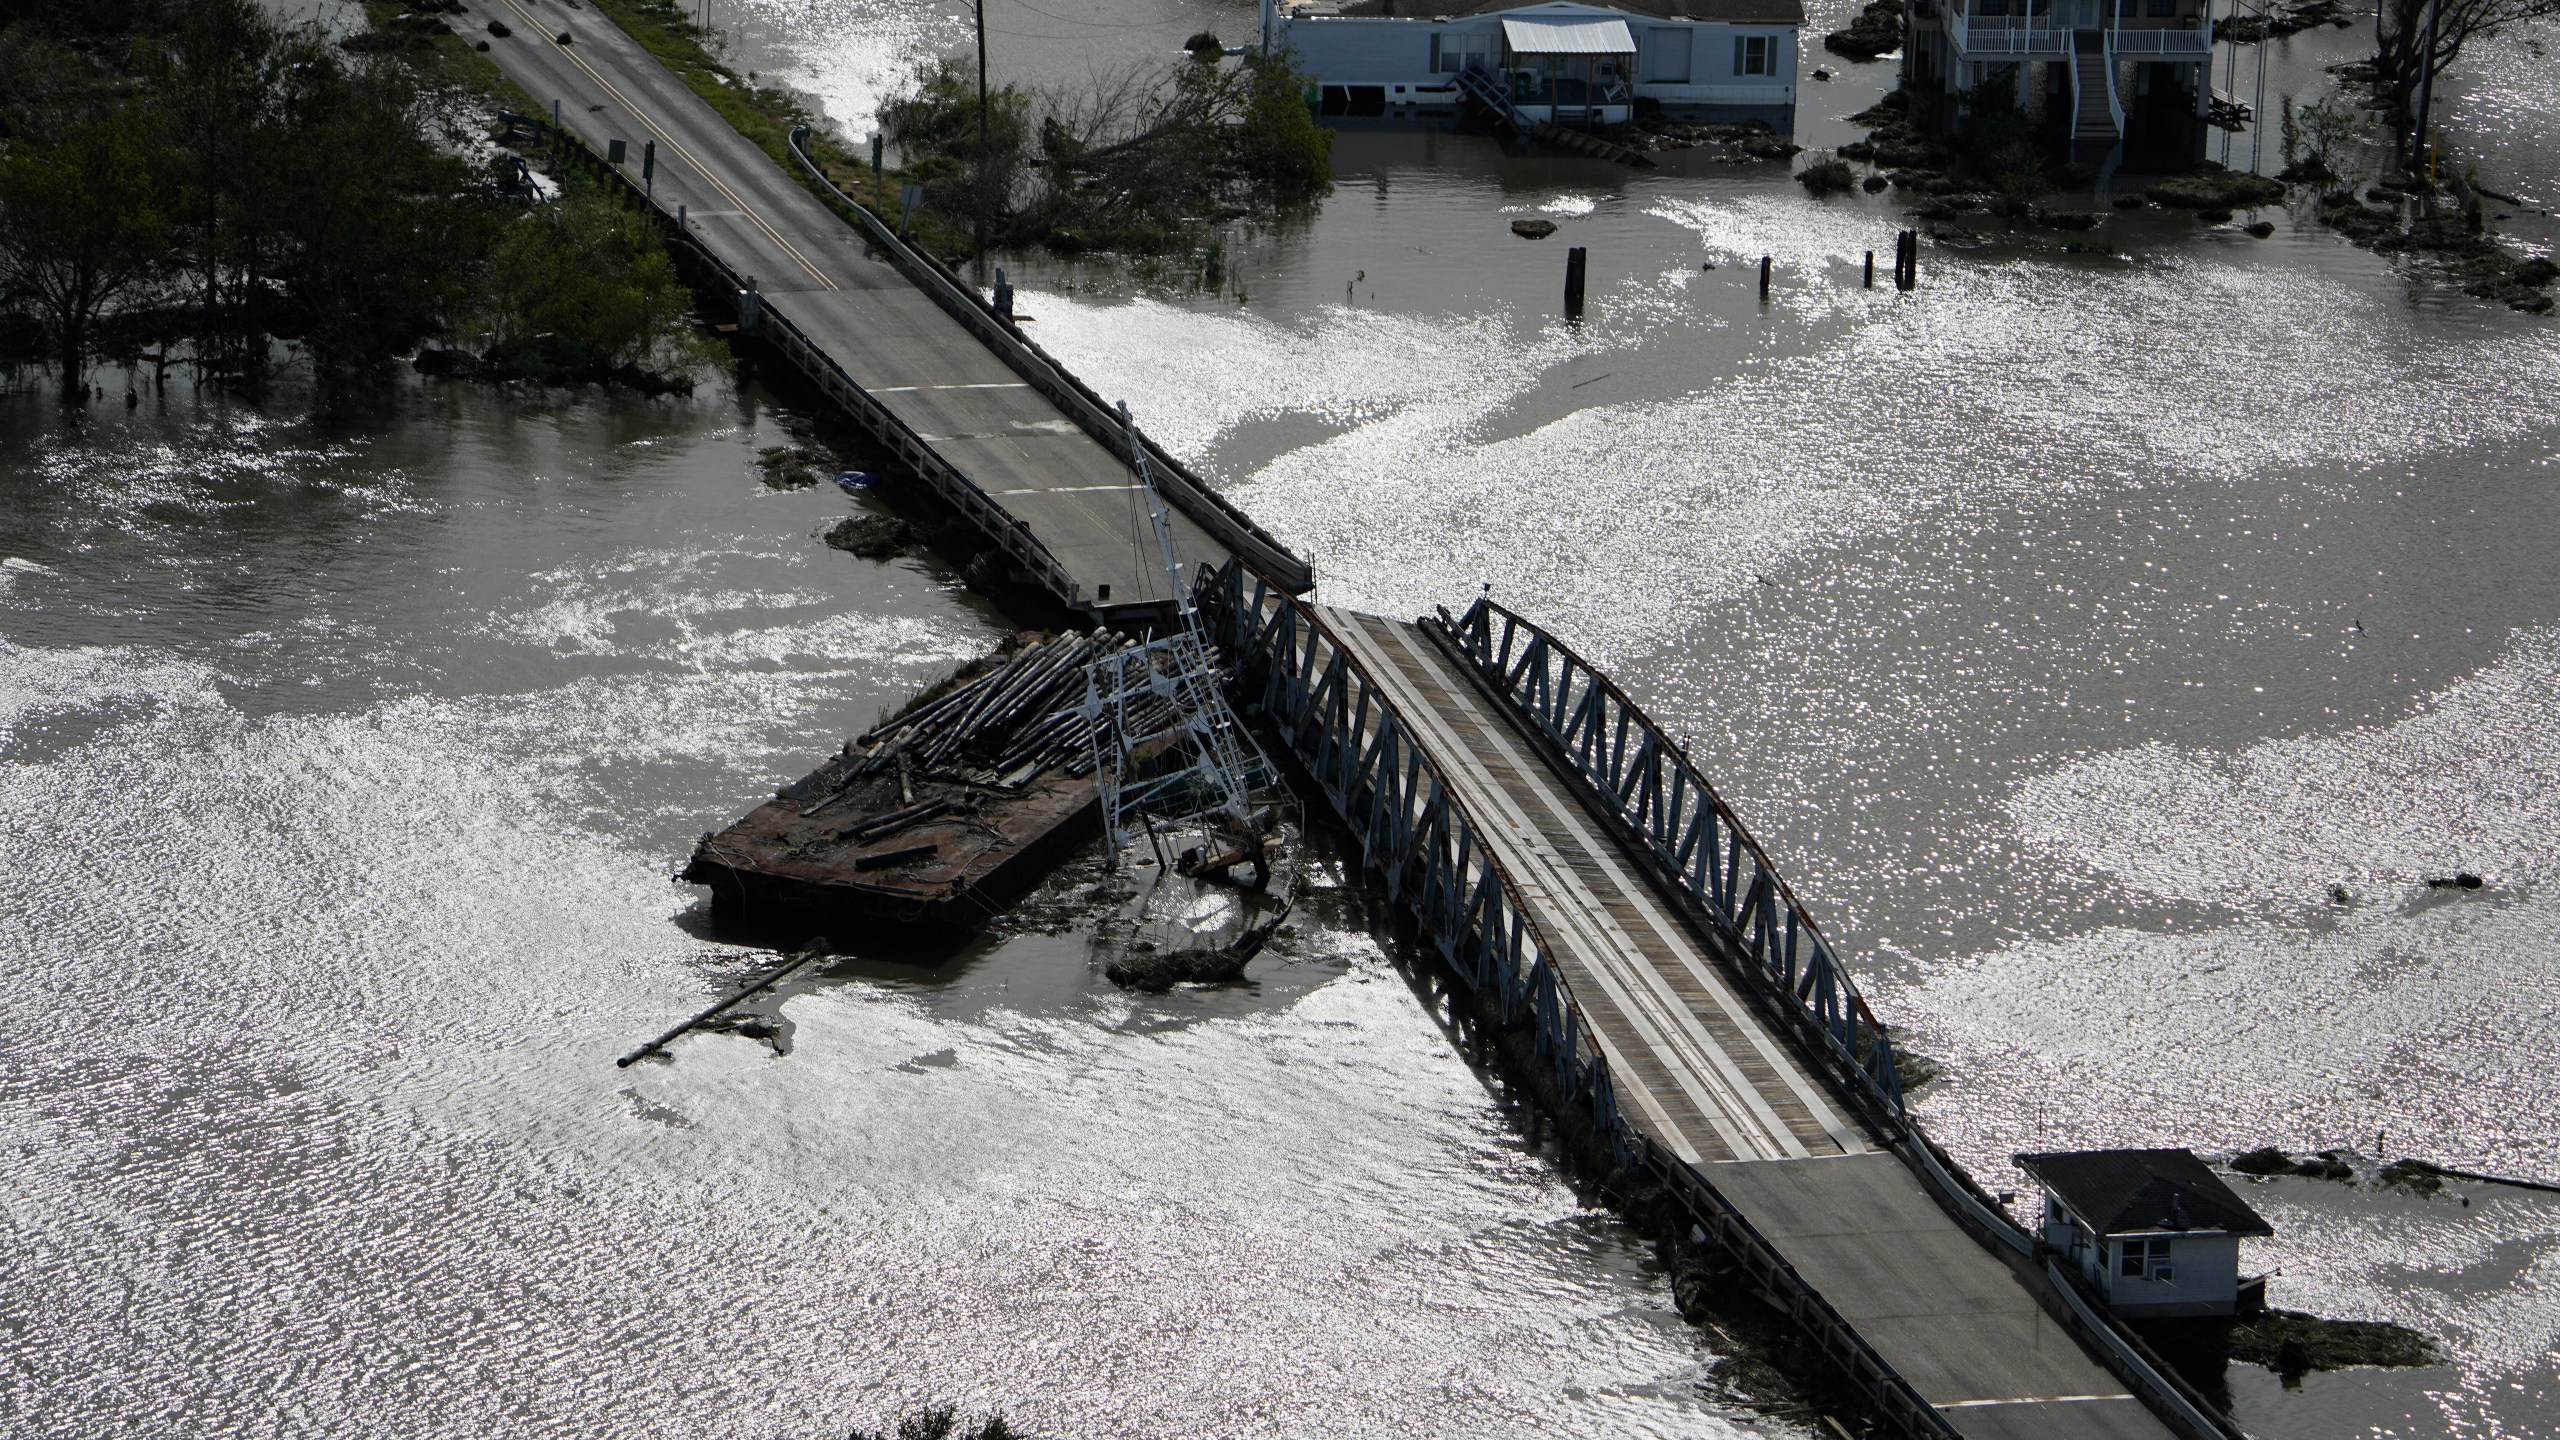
[1325,0,1808,25]
[2016,1148,2276,1238]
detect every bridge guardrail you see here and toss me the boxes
[2047,1260,2248,1440]
[1200,559,1961,1440]
[785,130,1316,597]
[497,112,1084,609]
[1430,591,2249,1440]
[1433,596,1907,1125]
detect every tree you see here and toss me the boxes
[2374,0,2560,142]
[265,41,493,403]
[138,0,296,378]
[0,108,167,404]
[471,186,699,380]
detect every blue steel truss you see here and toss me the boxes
[1199,561,1968,1440]
[1436,596,1910,1122]
[1199,563,1630,1162]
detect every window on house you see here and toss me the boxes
[2118,1237,2175,1281]
[2147,0,2176,14]
[1733,34,1773,75]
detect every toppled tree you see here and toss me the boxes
[880,48,1331,259]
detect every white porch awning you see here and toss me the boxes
[1499,17,1637,54]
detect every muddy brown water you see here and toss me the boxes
[6,1,2559,1436]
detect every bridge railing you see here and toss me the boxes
[1431,594,2249,1440]
[1198,562,1614,1134]
[1199,560,1963,1440]
[497,112,1084,610]
[785,129,1316,597]
[1435,596,1907,1125]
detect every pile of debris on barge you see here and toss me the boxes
[680,630,1184,930]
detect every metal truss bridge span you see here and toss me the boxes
[1202,561,2245,1440]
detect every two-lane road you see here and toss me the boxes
[471,0,1234,609]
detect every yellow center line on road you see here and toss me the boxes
[494,0,836,290]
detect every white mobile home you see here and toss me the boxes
[1263,0,1802,127]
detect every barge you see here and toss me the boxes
[680,630,1167,931]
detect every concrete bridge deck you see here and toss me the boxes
[461,7,2228,1434]
[472,0,1288,620]
[1218,584,2205,1440]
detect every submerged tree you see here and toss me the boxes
[0,92,167,404]
[472,185,700,381]
[2373,0,2560,142]
[0,0,509,404]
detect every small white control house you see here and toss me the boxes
[2017,1148,2274,1319]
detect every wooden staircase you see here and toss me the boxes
[2071,30,2121,140]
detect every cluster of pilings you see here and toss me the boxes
[1560,231,1925,316]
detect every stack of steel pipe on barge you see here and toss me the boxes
[681,630,1182,930]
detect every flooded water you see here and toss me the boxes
[7,2,2559,1438]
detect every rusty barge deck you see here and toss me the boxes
[681,630,1159,932]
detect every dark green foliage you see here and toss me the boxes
[881,55,1034,247]
[2145,164,2287,209]
[2230,1147,2357,1180]
[2378,1159,2445,1195]
[0,0,708,404]
[472,183,698,382]
[0,67,167,401]
[1823,0,1905,60]
[0,0,518,404]
[259,40,493,399]
[1952,79,2049,206]
[825,513,916,560]
[1796,155,1857,195]
[1841,86,1949,171]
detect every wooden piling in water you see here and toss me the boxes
[616,940,830,1067]
[1564,246,1587,317]
[1864,251,1875,289]
[1759,255,1772,300]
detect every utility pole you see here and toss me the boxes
[974,0,990,264]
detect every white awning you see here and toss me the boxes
[1500,16,1637,54]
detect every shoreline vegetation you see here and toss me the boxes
[0,0,706,408]
[872,45,1333,268]
[1834,71,2555,311]
[0,0,1335,408]
[586,0,1332,273]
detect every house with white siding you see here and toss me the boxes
[1261,0,1802,128]
[1901,0,2215,148]
[2017,1148,2275,1319]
